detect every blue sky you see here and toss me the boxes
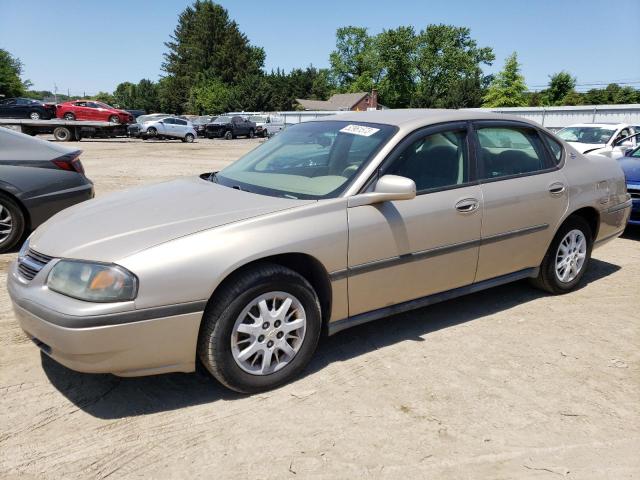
[1,0,638,95]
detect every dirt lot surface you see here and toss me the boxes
[1,137,639,479]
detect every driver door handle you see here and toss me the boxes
[455,198,479,213]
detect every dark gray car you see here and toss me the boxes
[0,127,94,252]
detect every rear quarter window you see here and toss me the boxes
[542,134,564,164]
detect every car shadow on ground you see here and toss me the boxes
[42,258,621,419]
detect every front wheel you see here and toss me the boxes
[29,111,41,120]
[531,216,593,294]
[224,130,233,140]
[63,112,75,121]
[146,127,158,137]
[197,264,321,393]
[108,115,120,124]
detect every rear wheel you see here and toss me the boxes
[197,264,321,393]
[63,112,75,121]
[184,133,195,143]
[29,111,41,120]
[248,129,255,139]
[531,216,593,294]
[0,194,25,253]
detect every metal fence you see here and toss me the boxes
[229,104,640,131]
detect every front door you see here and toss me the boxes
[473,122,569,281]
[347,122,483,316]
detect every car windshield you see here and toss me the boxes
[557,126,617,144]
[215,120,397,199]
[249,115,267,123]
[213,116,232,123]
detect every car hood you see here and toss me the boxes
[29,176,313,262]
[618,156,640,183]
[567,141,607,154]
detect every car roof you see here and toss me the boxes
[315,109,542,130]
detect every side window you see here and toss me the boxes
[477,127,548,179]
[542,134,563,164]
[75,102,87,107]
[387,129,468,191]
[163,118,175,124]
[175,119,187,126]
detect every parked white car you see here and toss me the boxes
[249,114,285,137]
[139,117,197,142]
[557,123,637,155]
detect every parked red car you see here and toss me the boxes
[56,100,133,124]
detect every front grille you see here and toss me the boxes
[17,249,54,281]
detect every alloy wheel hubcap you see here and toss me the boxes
[231,291,306,375]
[0,203,13,243]
[30,112,40,120]
[555,229,587,283]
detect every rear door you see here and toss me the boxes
[0,99,19,118]
[473,121,569,281]
[73,101,93,120]
[174,118,189,137]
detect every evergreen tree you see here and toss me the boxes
[483,52,528,107]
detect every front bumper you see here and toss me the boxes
[627,185,640,225]
[8,260,203,377]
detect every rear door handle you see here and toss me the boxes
[455,198,479,213]
[548,183,566,196]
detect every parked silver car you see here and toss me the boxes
[8,110,631,392]
[138,116,197,142]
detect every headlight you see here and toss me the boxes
[47,260,138,302]
[18,237,30,260]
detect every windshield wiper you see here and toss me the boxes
[208,172,218,183]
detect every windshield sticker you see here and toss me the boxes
[339,124,380,137]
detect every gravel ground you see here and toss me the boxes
[1,137,639,479]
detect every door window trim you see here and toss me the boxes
[470,120,561,185]
[359,121,479,196]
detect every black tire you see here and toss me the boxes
[531,215,593,294]
[147,127,158,137]
[0,193,26,253]
[248,129,255,139]
[184,133,195,143]
[197,263,322,393]
[108,115,120,124]
[28,111,41,120]
[63,112,75,121]
[224,130,233,140]
[53,126,73,142]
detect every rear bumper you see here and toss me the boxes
[23,181,94,230]
[594,199,632,247]
[13,302,202,376]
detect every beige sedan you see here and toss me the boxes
[8,110,632,393]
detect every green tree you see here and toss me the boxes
[375,26,417,108]
[92,91,117,105]
[161,0,265,112]
[413,24,494,108]
[483,52,528,107]
[0,49,28,97]
[545,71,576,105]
[329,27,378,90]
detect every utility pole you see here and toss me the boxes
[53,83,58,103]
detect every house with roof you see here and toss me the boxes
[296,91,379,111]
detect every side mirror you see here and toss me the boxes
[348,175,416,208]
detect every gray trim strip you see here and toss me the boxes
[607,199,632,214]
[14,298,208,329]
[334,224,548,279]
[328,268,539,335]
